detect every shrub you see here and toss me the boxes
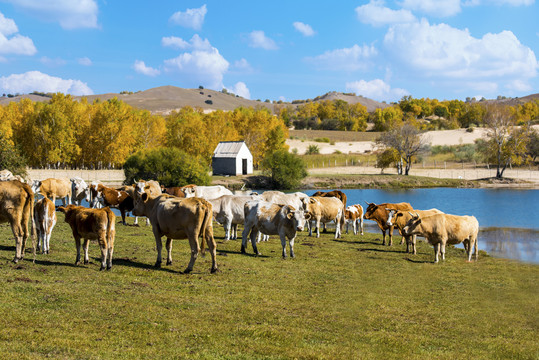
[305,144,320,155]
[205,99,213,105]
[0,132,27,177]
[123,147,210,187]
[261,150,307,190]
[313,137,331,143]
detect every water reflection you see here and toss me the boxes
[478,228,539,264]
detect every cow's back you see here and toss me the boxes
[42,178,71,198]
[0,180,31,222]
[154,196,206,238]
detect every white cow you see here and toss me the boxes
[183,185,233,200]
[70,177,90,206]
[209,194,262,240]
[344,204,364,235]
[33,197,57,254]
[242,200,310,258]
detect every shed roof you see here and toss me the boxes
[213,141,249,158]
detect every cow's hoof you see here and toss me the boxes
[12,257,19,264]
[183,268,192,274]
[166,260,172,266]
[210,267,219,274]
[99,266,105,271]
[107,265,112,270]
[84,260,89,265]
[240,245,246,254]
[154,261,162,268]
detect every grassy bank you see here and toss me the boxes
[0,217,537,359]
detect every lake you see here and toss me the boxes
[303,188,539,264]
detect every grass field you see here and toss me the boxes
[0,216,537,359]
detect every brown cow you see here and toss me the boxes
[132,193,218,273]
[0,180,35,262]
[312,190,347,232]
[31,178,71,206]
[386,208,444,254]
[160,185,186,197]
[90,184,133,225]
[363,201,413,246]
[58,205,116,270]
[34,197,57,254]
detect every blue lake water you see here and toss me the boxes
[303,188,539,263]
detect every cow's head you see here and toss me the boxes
[132,192,149,217]
[31,180,42,194]
[386,208,398,226]
[363,201,377,220]
[402,212,421,235]
[183,187,196,198]
[285,205,310,232]
[89,184,104,208]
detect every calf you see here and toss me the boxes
[132,193,218,273]
[386,208,443,254]
[57,205,116,270]
[344,204,364,235]
[90,184,133,225]
[363,202,413,246]
[242,200,309,258]
[161,185,186,197]
[31,178,71,206]
[0,180,35,262]
[307,196,344,239]
[402,212,479,263]
[33,197,57,254]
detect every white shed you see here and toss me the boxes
[212,141,253,176]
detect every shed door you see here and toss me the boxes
[242,158,248,175]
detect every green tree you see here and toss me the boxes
[0,131,27,176]
[261,150,307,190]
[376,124,428,175]
[124,147,210,187]
[376,148,399,174]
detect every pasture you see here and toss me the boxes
[0,216,537,359]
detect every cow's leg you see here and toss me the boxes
[241,222,253,254]
[250,229,260,256]
[280,234,287,258]
[412,235,417,255]
[205,231,218,273]
[334,217,341,239]
[433,243,440,263]
[352,220,357,235]
[388,226,394,246]
[120,210,127,226]
[98,235,108,271]
[10,217,24,263]
[381,229,386,246]
[83,238,90,264]
[316,219,321,238]
[74,236,82,265]
[359,218,364,235]
[224,220,232,241]
[145,217,150,226]
[231,224,238,240]
[184,236,200,274]
[165,237,173,265]
[308,219,313,237]
[345,221,349,234]
[440,243,446,261]
[133,216,139,226]
[153,232,163,267]
[289,236,296,258]
[322,222,327,233]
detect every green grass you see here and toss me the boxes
[0,217,537,359]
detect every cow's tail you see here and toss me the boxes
[199,201,213,256]
[22,183,37,263]
[105,207,115,246]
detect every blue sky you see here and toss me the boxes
[0,0,537,103]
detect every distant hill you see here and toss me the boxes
[0,86,390,114]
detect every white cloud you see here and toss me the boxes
[170,4,207,30]
[4,0,98,29]
[248,30,278,50]
[133,60,160,77]
[356,0,416,26]
[399,0,461,17]
[0,70,93,95]
[162,36,190,50]
[164,44,229,90]
[0,12,36,55]
[506,79,532,92]
[346,79,409,102]
[77,57,92,66]
[40,56,66,66]
[293,22,315,36]
[469,0,535,5]
[0,12,18,35]
[233,58,253,72]
[384,19,538,86]
[306,44,377,71]
[227,81,251,99]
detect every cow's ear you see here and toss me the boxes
[396,212,403,218]
[304,212,311,220]
[309,198,316,204]
[142,192,148,201]
[57,206,66,213]
[287,212,294,220]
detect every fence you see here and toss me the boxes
[27,169,125,186]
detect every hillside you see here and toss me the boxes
[0,86,390,114]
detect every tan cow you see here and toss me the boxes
[57,205,116,270]
[31,178,71,206]
[344,204,364,235]
[33,197,57,254]
[0,180,35,262]
[307,196,345,239]
[312,190,347,233]
[132,193,218,273]
[402,212,479,263]
[363,202,413,246]
[386,208,444,254]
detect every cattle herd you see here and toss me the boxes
[0,173,480,273]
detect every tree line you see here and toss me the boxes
[0,94,288,170]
